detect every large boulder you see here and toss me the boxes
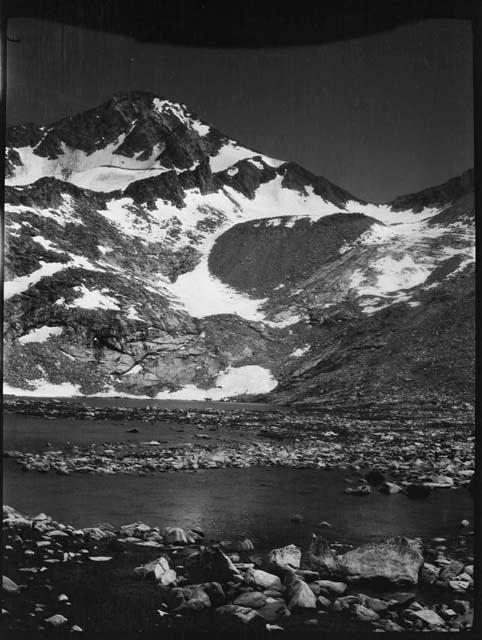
[163,527,189,545]
[306,535,340,576]
[338,537,423,584]
[267,544,301,571]
[233,591,267,609]
[286,579,317,610]
[184,545,241,584]
[134,556,177,586]
[163,586,211,611]
[244,568,282,591]
[3,575,20,594]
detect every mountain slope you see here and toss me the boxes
[3,92,475,403]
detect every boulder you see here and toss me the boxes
[344,484,371,496]
[45,614,68,627]
[223,538,254,552]
[353,603,380,622]
[317,595,331,608]
[338,537,423,584]
[315,580,347,595]
[198,582,225,606]
[379,482,402,494]
[267,544,301,570]
[233,591,267,609]
[306,536,340,576]
[440,560,465,582]
[184,545,241,584]
[411,609,445,627]
[83,527,116,541]
[420,562,440,584]
[134,556,177,586]
[244,568,282,591]
[163,527,188,545]
[449,578,471,592]
[287,579,317,610]
[180,587,212,612]
[2,576,20,594]
[357,595,389,613]
[332,595,360,611]
[119,522,151,538]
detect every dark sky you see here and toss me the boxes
[6,18,473,202]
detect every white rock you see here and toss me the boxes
[45,614,68,627]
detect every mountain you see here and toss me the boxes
[3,91,475,405]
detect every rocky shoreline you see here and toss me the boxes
[2,506,474,634]
[4,398,475,493]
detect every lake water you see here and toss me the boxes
[3,406,473,552]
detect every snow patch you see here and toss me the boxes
[170,251,268,321]
[3,380,82,398]
[68,284,120,310]
[126,305,144,321]
[154,365,277,400]
[290,345,311,358]
[18,326,63,344]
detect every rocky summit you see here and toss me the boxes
[4,91,475,405]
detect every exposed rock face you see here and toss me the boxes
[338,537,424,584]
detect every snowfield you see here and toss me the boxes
[4,365,277,400]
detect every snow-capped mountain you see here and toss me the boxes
[3,92,475,403]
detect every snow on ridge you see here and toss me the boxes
[6,198,84,227]
[209,142,259,173]
[191,120,210,136]
[344,200,441,225]
[32,235,64,253]
[4,262,69,300]
[18,326,63,344]
[6,134,169,191]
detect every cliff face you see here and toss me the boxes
[4,92,475,403]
